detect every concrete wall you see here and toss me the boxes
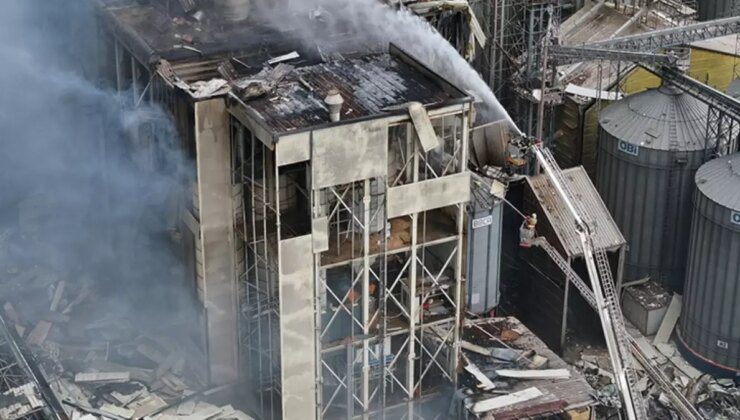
[194,98,239,384]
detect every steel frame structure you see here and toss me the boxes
[0,315,62,420]
[650,65,740,156]
[490,0,560,137]
[551,10,740,161]
[551,46,675,66]
[234,106,472,420]
[236,122,283,420]
[583,15,740,51]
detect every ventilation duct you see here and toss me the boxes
[213,0,251,22]
[324,90,344,122]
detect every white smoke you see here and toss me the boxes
[0,1,197,332]
[256,0,522,134]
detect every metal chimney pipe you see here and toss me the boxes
[324,90,344,122]
[213,0,251,22]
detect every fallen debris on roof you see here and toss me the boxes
[75,372,131,384]
[458,317,595,418]
[0,383,46,420]
[464,360,496,391]
[471,387,544,413]
[495,369,571,380]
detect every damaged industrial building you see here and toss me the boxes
[1,1,740,420]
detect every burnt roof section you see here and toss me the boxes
[237,46,472,136]
[92,0,310,65]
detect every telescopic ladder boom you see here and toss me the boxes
[532,145,647,420]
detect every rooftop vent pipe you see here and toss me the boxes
[325,90,344,122]
[213,0,251,22]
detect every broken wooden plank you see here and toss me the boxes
[653,294,681,345]
[464,362,495,391]
[130,394,167,419]
[176,399,197,416]
[267,51,300,65]
[50,281,65,312]
[471,387,544,414]
[495,369,571,380]
[111,388,145,407]
[100,404,134,419]
[75,372,130,384]
[460,340,491,356]
[26,321,52,346]
[408,102,440,153]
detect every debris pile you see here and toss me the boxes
[0,383,45,420]
[568,332,740,419]
[0,237,254,420]
[456,317,594,418]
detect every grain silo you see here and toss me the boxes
[678,153,740,376]
[697,0,739,21]
[596,84,712,293]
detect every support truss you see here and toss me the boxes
[583,15,740,51]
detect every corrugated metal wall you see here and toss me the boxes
[698,0,739,20]
[597,132,706,292]
[466,201,504,314]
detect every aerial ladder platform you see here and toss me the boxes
[521,144,705,419]
[530,145,646,419]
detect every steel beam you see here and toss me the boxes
[579,15,740,52]
[649,65,740,123]
[551,46,675,66]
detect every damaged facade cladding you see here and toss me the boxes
[88,0,482,419]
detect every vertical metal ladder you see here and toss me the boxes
[533,238,702,419]
[533,145,647,420]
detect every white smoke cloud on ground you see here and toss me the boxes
[255,0,522,134]
[0,1,196,335]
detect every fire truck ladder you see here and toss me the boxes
[531,237,704,420]
[532,145,646,420]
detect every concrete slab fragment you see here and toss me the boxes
[408,102,440,153]
[471,387,543,413]
[312,120,388,189]
[653,294,681,345]
[277,131,311,166]
[387,173,471,218]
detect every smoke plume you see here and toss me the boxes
[255,0,522,134]
[0,1,196,336]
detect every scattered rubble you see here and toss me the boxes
[0,383,45,420]
[457,317,594,418]
[0,227,254,420]
[566,326,740,419]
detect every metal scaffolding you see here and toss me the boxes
[0,315,62,420]
[236,123,282,420]
[490,0,560,138]
[234,106,472,419]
